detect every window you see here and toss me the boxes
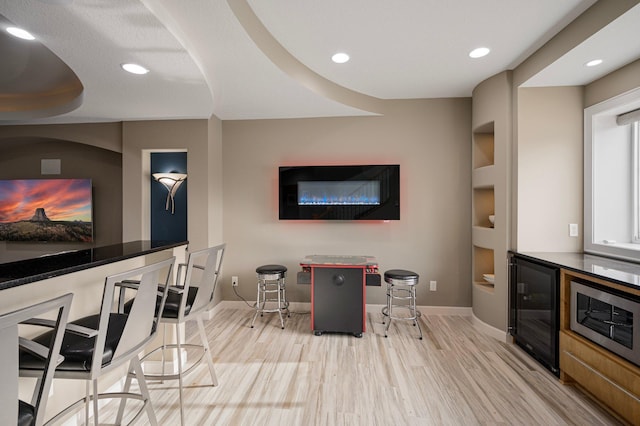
[585,88,640,262]
[633,122,640,243]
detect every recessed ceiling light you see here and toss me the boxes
[469,47,490,59]
[586,59,603,67]
[121,63,149,75]
[6,27,35,40]
[331,52,350,64]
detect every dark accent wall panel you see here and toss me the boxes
[150,152,187,242]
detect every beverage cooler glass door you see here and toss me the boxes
[509,254,560,376]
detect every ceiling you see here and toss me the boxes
[1,0,639,124]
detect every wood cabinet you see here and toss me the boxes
[559,269,640,424]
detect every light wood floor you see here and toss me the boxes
[107,306,623,425]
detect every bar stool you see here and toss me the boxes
[251,264,290,329]
[123,243,226,426]
[19,257,175,426]
[382,269,422,339]
[1,293,72,426]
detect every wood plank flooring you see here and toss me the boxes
[105,306,624,425]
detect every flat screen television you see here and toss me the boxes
[279,165,400,220]
[0,178,93,242]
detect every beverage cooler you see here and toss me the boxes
[508,252,560,376]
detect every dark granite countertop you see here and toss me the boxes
[511,251,640,291]
[0,240,187,290]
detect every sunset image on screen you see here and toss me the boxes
[0,179,93,242]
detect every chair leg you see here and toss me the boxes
[412,287,423,340]
[92,379,99,426]
[85,380,91,425]
[176,323,185,426]
[161,323,167,384]
[250,282,262,328]
[115,359,135,424]
[132,356,158,426]
[384,284,392,337]
[197,315,218,386]
[277,282,284,329]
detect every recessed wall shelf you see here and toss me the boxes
[473,246,494,293]
[473,187,495,228]
[473,122,495,169]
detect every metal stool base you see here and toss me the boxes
[251,272,289,329]
[382,282,422,340]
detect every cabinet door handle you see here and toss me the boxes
[563,350,640,403]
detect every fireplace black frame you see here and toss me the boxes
[278,165,400,221]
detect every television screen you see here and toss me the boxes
[279,165,400,220]
[0,179,93,242]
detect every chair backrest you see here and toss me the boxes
[0,293,72,426]
[181,243,226,317]
[91,257,174,375]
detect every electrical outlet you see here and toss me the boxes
[569,223,579,237]
[232,276,239,287]
[430,280,437,291]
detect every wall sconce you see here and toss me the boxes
[152,172,187,214]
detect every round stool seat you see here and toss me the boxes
[256,264,287,281]
[256,264,287,275]
[384,269,419,286]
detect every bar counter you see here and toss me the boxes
[0,240,188,291]
[514,251,640,291]
[0,240,188,419]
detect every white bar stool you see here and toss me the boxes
[382,269,422,339]
[251,264,290,329]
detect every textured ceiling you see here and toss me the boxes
[1,0,639,124]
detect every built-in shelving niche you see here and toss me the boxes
[473,187,495,229]
[473,122,495,169]
[473,245,494,292]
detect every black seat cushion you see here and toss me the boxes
[384,269,419,281]
[18,400,34,426]
[256,264,287,275]
[20,313,129,372]
[123,286,198,319]
[158,286,198,318]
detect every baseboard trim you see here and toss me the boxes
[214,300,505,340]
[216,300,472,316]
[471,313,509,342]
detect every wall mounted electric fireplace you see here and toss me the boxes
[279,165,400,220]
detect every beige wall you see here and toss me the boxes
[0,124,123,260]
[0,122,123,153]
[121,118,227,301]
[208,115,224,252]
[122,119,223,250]
[207,115,226,305]
[221,98,472,307]
[471,71,512,331]
[516,87,584,252]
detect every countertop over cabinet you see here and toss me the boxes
[0,240,187,290]
[513,252,640,291]
[512,251,640,424]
